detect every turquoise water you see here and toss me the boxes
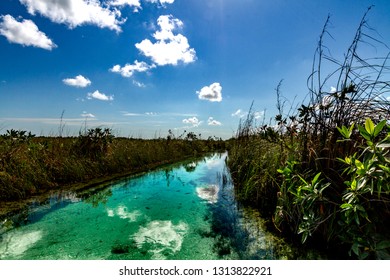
[0,153,294,260]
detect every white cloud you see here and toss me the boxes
[109,0,142,12]
[207,117,222,126]
[87,90,114,101]
[110,0,141,7]
[63,75,91,88]
[81,112,95,118]
[196,82,222,102]
[145,0,175,7]
[231,109,247,118]
[109,0,174,12]
[254,111,264,119]
[330,86,337,93]
[122,111,157,116]
[231,109,263,119]
[0,14,56,50]
[20,0,124,32]
[110,60,155,78]
[159,0,175,4]
[182,117,201,127]
[135,15,196,66]
[132,80,146,88]
[122,112,141,116]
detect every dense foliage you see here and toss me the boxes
[227,8,390,259]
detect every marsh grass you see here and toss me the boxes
[0,128,225,202]
[227,7,390,258]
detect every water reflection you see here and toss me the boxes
[106,206,142,222]
[0,152,304,260]
[196,184,219,204]
[0,229,43,259]
[133,220,188,260]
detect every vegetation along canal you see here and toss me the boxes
[0,153,307,260]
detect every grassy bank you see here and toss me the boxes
[227,8,390,259]
[0,127,225,202]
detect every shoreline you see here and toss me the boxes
[0,155,206,220]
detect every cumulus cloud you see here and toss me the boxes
[207,117,222,126]
[0,14,56,50]
[87,90,114,101]
[182,117,201,127]
[20,0,124,32]
[63,75,91,88]
[135,15,196,66]
[109,0,142,12]
[110,60,155,78]
[196,82,222,102]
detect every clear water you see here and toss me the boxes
[0,153,295,260]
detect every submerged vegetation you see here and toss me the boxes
[0,127,225,202]
[228,7,390,259]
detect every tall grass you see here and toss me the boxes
[227,7,390,259]
[0,128,225,202]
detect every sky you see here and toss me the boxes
[1,0,390,139]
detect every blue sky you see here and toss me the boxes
[1,0,390,139]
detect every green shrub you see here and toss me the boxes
[227,7,390,258]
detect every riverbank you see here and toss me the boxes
[0,156,202,219]
[0,129,226,218]
[226,9,390,259]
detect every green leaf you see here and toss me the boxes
[277,167,291,174]
[337,126,345,136]
[365,118,375,135]
[360,252,370,259]
[340,203,352,209]
[374,120,387,138]
[379,164,390,173]
[337,126,349,138]
[355,213,360,225]
[298,175,308,186]
[358,124,371,141]
[351,243,360,256]
[351,179,357,191]
[312,172,321,185]
[355,159,364,170]
[376,240,390,250]
[349,123,355,134]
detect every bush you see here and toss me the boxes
[227,7,390,258]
